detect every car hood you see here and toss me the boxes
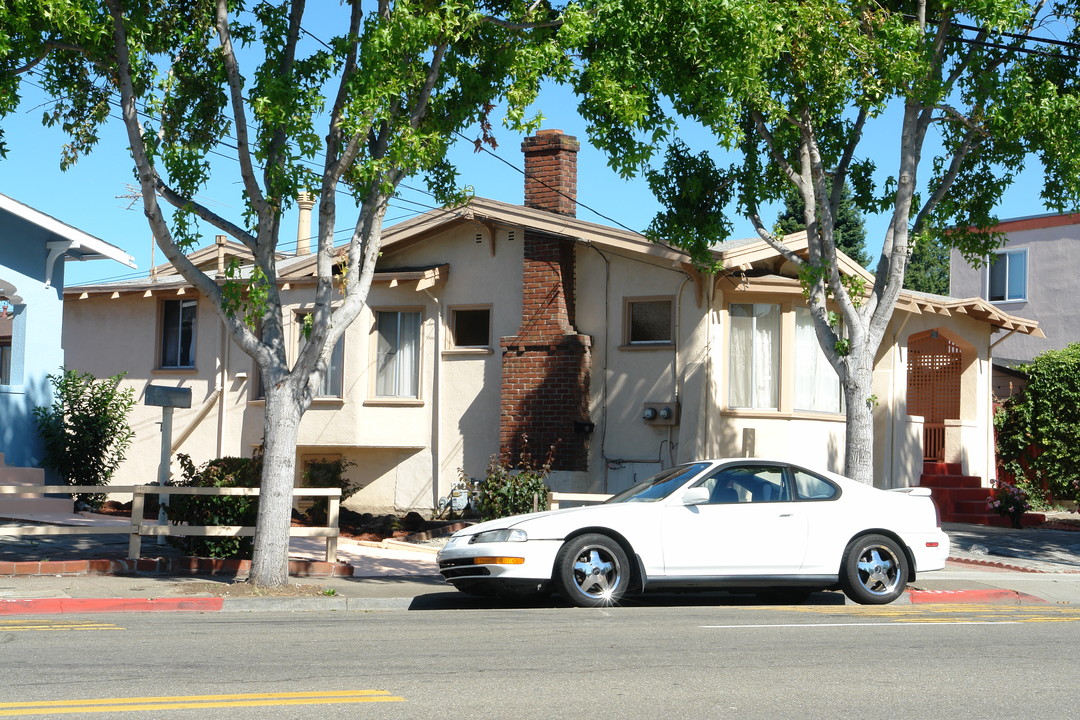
[454,502,648,540]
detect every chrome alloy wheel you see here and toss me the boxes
[855,543,902,598]
[571,545,622,601]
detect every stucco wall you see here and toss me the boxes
[950,221,1080,362]
[0,233,65,469]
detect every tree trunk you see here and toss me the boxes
[843,350,876,486]
[248,385,302,587]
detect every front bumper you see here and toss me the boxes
[436,536,563,584]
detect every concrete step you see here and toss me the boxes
[919,474,984,489]
[923,461,963,476]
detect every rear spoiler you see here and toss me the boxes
[888,487,933,497]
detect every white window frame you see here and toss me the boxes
[987,248,1028,303]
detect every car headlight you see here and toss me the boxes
[470,528,527,544]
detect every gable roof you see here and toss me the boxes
[0,194,136,268]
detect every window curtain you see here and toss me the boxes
[729,303,779,409]
[376,311,420,397]
[794,308,842,413]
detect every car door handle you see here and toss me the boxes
[779,513,794,518]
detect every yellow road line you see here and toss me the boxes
[0,691,405,716]
[0,622,123,633]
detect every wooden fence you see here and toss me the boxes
[0,485,340,562]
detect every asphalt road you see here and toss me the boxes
[3,603,1079,719]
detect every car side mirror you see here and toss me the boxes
[682,487,710,506]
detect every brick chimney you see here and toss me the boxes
[521,129,579,216]
[498,130,592,473]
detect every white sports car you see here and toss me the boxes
[437,459,949,606]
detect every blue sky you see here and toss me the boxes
[1,62,1050,287]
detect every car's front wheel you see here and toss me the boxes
[839,534,909,604]
[554,534,630,607]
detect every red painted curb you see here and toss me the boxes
[906,588,1045,604]
[0,597,225,615]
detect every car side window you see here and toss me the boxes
[697,465,792,504]
[793,469,838,500]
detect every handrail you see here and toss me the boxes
[0,485,341,562]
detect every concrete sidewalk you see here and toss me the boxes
[2,511,1079,613]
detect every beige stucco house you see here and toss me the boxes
[950,212,1080,398]
[62,131,1041,514]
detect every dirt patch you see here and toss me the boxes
[179,581,333,598]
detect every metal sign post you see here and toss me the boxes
[145,385,192,545]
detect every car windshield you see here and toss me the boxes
[605,462,713,503]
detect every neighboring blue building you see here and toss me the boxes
[0,194,134,470]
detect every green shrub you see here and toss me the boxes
[32,369,136,510]
[164,452,262,558]
[471,440,555,521]
[995,343,1080,506]
[301,457,357,525]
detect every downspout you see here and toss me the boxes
[218,317,228,457]
[216,238,229,458]
[583,244,611,489]
[670,274,692,465]
[423,289,442,512]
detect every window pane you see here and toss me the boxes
[629,300,672,343]
[0,342,10,385]
[1006,251,1026,300]
[794,469,838,500]
[794,308,842,413]
[375,312,398,397]
[161,299,197,368]
[298,318,344,398]
[323,336,344,397]
[376,311,421,398]
[988,255,1007,301]
[0,307,11,385]
[729,303,779,409]
[452,308,490,347]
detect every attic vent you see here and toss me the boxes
[507,230,516,242]
[475,232,483,244]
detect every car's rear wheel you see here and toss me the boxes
[554,534,630,607]
[839,534,909,604]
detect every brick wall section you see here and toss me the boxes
[500,130,591,472]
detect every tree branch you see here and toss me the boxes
[214,0,268,217]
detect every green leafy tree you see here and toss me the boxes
[575,0,1080,484]
[3,1,585,586]
[995,343,1080,507]
[904,234,951,296]
[775,180,871,268]
[32,370,136,510]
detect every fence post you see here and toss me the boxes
[325,491,340,563]
[128,487,145,560]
